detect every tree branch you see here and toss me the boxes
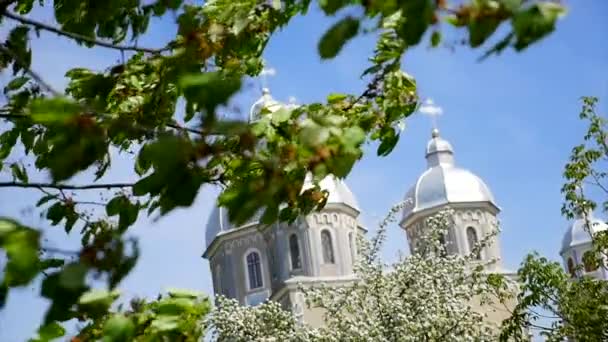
[0,181,133,190]
[2,11,169,54]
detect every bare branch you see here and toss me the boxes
[0,181,134,190]
[2,11,169,54]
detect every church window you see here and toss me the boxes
[438,233,448,257]
[349,232,356,262]
[215,265,222,294]
[321,230,335,264]
[289,234,302,270]
[567,257,576,277]
[583,251,598,272]
[466,226,481,260]
[246,251,263,289]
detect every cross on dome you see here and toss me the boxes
[419,98,443,131]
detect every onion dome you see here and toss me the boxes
[402,129,498,222]
[249,87,283,122]
[561,211,608,254]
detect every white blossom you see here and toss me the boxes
[209,206,516,341]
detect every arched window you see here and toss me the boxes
[567,257,576,278]
[349,232,356,262]
[466,227,481,260]
[289,234,302,270]
[583,251,598,272]
[321,230,335,264]
[214,265,222,294]
[438,234,447,257]
[246,251,263,289]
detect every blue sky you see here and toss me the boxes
[1,2,608,340]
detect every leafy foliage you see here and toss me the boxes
[501,253,608,341]
[73,290,211,342]
[0,0,566,338]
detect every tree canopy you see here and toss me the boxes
[0,0,568,340]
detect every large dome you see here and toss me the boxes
[402,129,498,222]
[561,212,607,254]
[204,175,359,251]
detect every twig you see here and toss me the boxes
[166,122,204,136]
[0,181,133,190]
[2,11,169,54]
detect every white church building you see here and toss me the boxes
[203,88,515,326]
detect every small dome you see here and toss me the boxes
[302,174,360,211]
[204,176,359,252]
[561,212,607,254]
[249,88,283,121]
[402,130,498,222]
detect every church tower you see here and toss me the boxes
[203,88,364,326]
[560,211,608,280]
[399,129,503,271]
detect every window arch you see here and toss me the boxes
[567,257,576,278]
[214,265,222,294]
[583,251,598,272]
[321,230,335,264]
[438,233,447,257]
[245,250,263,290]
[466,226,481,260]
[289,234,302,270]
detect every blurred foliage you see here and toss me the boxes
[0,0,566,339]
[501,253,608,341]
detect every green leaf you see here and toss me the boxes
[58,263,88,290]
[179,72,241,113]
[341,126,365,147]
[318,0,349,15]
[299,122,330,147]
[103,314,135,342]
[150,315,180,331]
[0,218,18,238]
[468,17,501,48]
[271,108,291,124]
[167,288,204,298]
[431,31,441,47]
[10,163,28,183]
[156,297,194,315]
[106,196,124,216]
[2,222,41,286]
[36,322,65,341]
[318,17,359,59]
[4,76,29,93]
[377,128,399,156]
[78,289,119,305]
[46,203,66,226]
[512,3,566,51]
[327,93,347,104]
[28,98,81,123]
[397,0,434,46]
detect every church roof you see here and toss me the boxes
[561,212,607,254]
[204,174,359,251]
[402,129,498,223]
[249,87,282,121]
[204,88,359,253]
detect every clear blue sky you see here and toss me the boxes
[1,2,608,340]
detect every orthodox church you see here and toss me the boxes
[203,88,513,326]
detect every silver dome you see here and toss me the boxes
[204,175,359,250]
[402,129,498,222]
[561,212,607,254]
